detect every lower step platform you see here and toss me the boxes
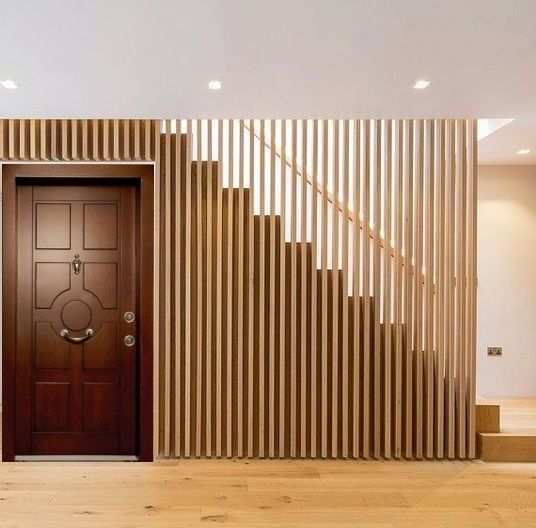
[478,432,536,462]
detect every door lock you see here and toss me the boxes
[124,311,135,323]
[124,335,136,347]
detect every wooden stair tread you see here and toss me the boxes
[481,430,536,436]
[478,431,536,462]
[475,403,501,434]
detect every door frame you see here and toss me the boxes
[2,163,154,461]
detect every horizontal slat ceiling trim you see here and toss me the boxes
[0,118,477,459]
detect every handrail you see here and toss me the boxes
[242,121,427,282]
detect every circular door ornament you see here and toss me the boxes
[61,300,92,331]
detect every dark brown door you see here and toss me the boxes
[15,183,137,456]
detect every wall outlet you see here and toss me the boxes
[487,346,503,357]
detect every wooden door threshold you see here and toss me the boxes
[15,455,139,462]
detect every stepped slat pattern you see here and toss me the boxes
[0,118,478,459]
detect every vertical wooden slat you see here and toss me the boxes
[184,119,192,457]
[434,119,445,459]
[300,120,308,458]
[16,119,23,159]
[331,119,340,457]
[414,120,424,459]
[133,120,140,160]
[47,120,56,161]
[195,120,203,457]
[362,120,371,459]
[383,120,392,458]
[29,119,37,160]
[81,120,89,160]
[162,120,172,457]
[352,120,361,459]
[71,120,79,160]
[226,120,234,458]
[467,120,477,458]
[456,119,467,458]
[113,119,120,160]
[91,119,99,161]
[216,119,223,458]
[50,120,59,161]
[310,119,319,459]
[8,119,16,159]
[123,120,130,160]
[290,119,298,458]
[247,120,255,458]
[393,120,403,458]
[39,120,47,160]
[102,119,110,161]
[60,119,68,160]
[174,120,183,456]
[321,119,329,458]
[341,120,350,458]
[206,120,213,457]
[153,119,162,460]
[0,120,6,159]
[372,120,381,459]
[424,120,435,458]
[258,119,266,458]
[237,119,245,458]
[144,120,152,161]
[268,119,277,458]
[403,120,414,459]
[278,119,287,458]
[331,120,340,458]
[445,119,456,458]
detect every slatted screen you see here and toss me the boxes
[0,118,477,459]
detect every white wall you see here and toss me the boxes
[478,165,536,397]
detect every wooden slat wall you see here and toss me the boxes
[0,118,478,459]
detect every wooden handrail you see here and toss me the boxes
[242,122,428,283]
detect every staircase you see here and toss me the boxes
[0,118,479,460]
[153,124,479,459]
[477,400,536,461]
[175,135,411,458]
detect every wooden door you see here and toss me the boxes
[15,183,137,456]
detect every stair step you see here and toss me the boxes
[478,432,536,462]
[476,404,501,434]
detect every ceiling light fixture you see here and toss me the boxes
[1,79,18,90]
[413,79,430,90]
[208,80,222,90]
[517,148,531,155]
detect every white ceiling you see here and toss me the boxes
[0,0,535,164]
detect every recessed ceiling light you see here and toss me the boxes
[208,80,222,90]
[1,79,18,90]
[413,79,430,90]
[517,148,531,155]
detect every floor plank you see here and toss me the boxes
[2,406,536,526]
[0,458,536,526]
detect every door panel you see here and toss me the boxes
[35,263,71,308]
[34,382,71,431]
[15,183,137,456]
[34,323,71,369]
[35,203,72,249]
[83,203,119,249]
[82,323,119,370]
[84,262,118,309]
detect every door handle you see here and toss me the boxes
[60,328,94,344]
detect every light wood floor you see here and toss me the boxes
[2,412,536,527]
